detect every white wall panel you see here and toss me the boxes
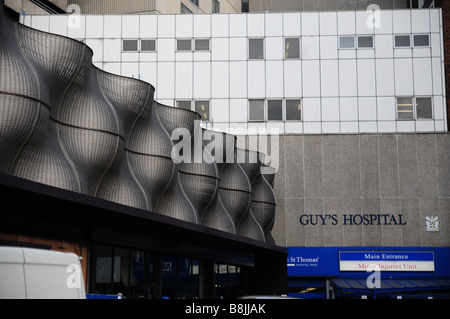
[340,122,359,133]
[156,62,175,99]
[302,60,320,97]
[103,39,121,62]
[194,15,211,38]
[301,13,319,36]
[157,15,175,38]
[413,58,433,96]
[266,37,283,60]
[229,14,247,37]
[103,63,121,76]
[339,97,358,121]
[211,99,229,123]
[320,60,339,97]
[229,99,248,122]
[140,15,157,38]
[49,16,67,36]
[358,97,377,121]
[319,12,337,36]
[321,98,340,121]
[339,60,357,97]
[122,15,140,38]
[302,98,321,121]
[266,61,284,98]
[356,10,375,35]
[67,15,85,39]
[392,10,411,34]
[411,10,430,34]
[212,14,229,37]
[212,62,229,98]
[284,60,302,98]
[377,121,396,133]
[104,16,121,38]
[337,11,355,35]
[121,63,139,79]
[176,14,193,38]
[375,35,394,59]
[265,14,283,37]
[229,38,247,61]
[157,39,175,62]
[175,62,193,98]
[430,10,440,33]
[394,58,414,96]
[248,61,265,97]
[139,62,157,87]
[229,62,247,98]
[247,14,265,37]
[283,13,301,37]
[433,96,444,120]
[432,57,444,95]
[357,59,376,96]
[212,38,229,61]
[322,122,340,133]
[377,96,396,121]
[320,36,338,59]
[375,11,392,35]
[359,121,377,133]
[376,59,395,96]
[301,36,319,60]
[86,16,103,38]
[193,62,211,99]
[285,122,303,134]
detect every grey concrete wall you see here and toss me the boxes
[268,133,450,247]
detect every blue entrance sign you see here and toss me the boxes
[339,251,435,272]
[287,247,450,277]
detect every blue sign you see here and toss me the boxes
[287,247,450,278]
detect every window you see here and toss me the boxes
[339,36,374,49]
[212,0,220,13]
[397,97,432,120]
[177,101,192,110]
[339,36,355,49]
[249,39,264,59]
[286,99,302,121]
[195,39,210,51]
[141,39,156,52]
[395,34,430,48]
[249,100,265,121]
[285,38,300,59]
[123,39,138,52]
[177,39,192,51]
[195,100,210,121]
[358,36,374,48]
[395,35,411,47]
[413,34,430,47]
[397,97,413,119]
[416,97,432,119]
[181,3,192,13]
[268,100,283,121]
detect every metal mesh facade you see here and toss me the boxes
[0,1,276,242]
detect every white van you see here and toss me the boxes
[0,246,86,299]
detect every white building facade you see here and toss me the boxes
[25,8,447,135]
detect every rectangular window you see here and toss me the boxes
[212,0,220,13]
[123,39,138,52]
[268,100,283,121]
[285,38,300,59]
[397,97,414,119]
[249,39,264,59]
[177,39,192,51]
[177,100,192,110]
[195,39,210,51]
[286,99,302,121]
[357,36,374,48]
[338,36,355,49]
[394,35,411,47]
[141,39,156,52]
[416,97,432,119]
[195,100,210,121]
[249,99,265,121]
[413,34,430,47]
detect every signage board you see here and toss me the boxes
[339,251,435,272]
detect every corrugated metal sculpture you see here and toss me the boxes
[0,1,276,243]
